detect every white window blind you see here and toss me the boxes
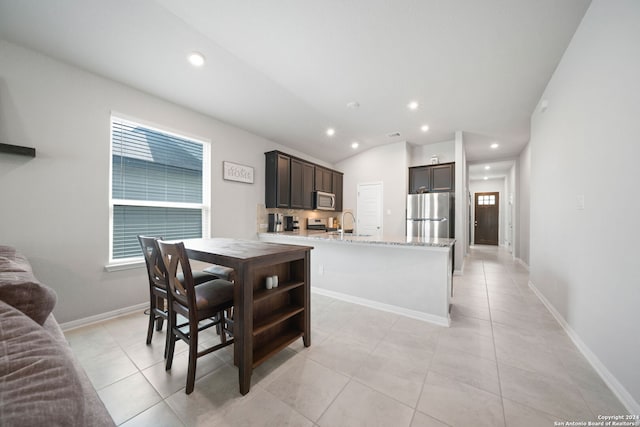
[110,116,210,261]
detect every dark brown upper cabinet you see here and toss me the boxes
[409,162,455,194]
[314,166,333,193]
[290,158,314,209]
[265,151,291,208]
[314,166,343,210]
[332,171,343,212]
[266,151,344,211]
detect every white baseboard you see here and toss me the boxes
[311,287,450,327]
[529,280,640,415]
[454,257,465,276]
[59,302,148,332]
[516,257,529,271]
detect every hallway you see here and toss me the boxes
[448,245,627,425]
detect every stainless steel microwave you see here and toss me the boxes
[313,191,336,211]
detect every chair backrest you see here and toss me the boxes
[137,235,166,289]
[156,241,194,310]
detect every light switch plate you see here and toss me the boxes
[576,195,585,210]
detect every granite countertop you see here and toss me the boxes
[258,230,455,248]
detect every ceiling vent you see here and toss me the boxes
[387,131,401,138]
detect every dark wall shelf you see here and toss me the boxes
[0,143,36,158]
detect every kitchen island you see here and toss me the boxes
[259,231,454,326]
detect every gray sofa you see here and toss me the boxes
[0,245,115,427]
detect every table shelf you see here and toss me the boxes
[253,280,304,303]
[253,329,304,368]
[253,304,304,336]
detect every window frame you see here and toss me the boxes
[108,114,211,266]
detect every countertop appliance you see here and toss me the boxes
[313,191,336,211]
[284,215,299,231]
[407,193,453,239]
[307,218,327,231]
[268,213,283,232]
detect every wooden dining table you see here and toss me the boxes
[181,238,313,395]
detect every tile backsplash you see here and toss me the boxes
[256,204,352,232]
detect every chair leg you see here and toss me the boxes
[165,311,177,371]
[155,295,165,331]
[219,312,227,344]
[185,322,198,395]
[163,310,171,359]
[146,299,156,345]
[215,318,221,336]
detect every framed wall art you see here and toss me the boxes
[223,161,254,184]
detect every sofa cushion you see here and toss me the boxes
[0,256,29,273]
[0,247,57,325]
[0,300,85,426]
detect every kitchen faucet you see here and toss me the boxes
[340,211,356,236]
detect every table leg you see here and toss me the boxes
[236,265,253,395]
[303,251,311,347]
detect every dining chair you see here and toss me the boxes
[137,235,222,354]
[157,240,234,394]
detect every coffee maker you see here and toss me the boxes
[268,213,283,232]
[284,216,299,231]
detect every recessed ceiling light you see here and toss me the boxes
[421,124,430,132]
[484,165,491,170]
[407,101,419,110]
[484,176,489,180]
[326,128,335,137]
[188,52,205,67]
[351,142,359,149]
[490,142,499,149]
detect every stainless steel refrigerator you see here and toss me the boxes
[406,193,453,239]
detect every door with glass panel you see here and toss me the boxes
[474,192,499,245]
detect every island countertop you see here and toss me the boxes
[259,230,454,326]
[258,230,455,249]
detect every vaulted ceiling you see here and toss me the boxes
[0,0,591,173]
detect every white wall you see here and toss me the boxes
[529,0,640,412]
[335,141,408,238]
[505,164,516,254]
[0,40,325,323]
[408,140,455,166]
[517,143,531,265]
[454,131,467,272]
[469,178,506,246]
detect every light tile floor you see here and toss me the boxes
[64,246,629,426]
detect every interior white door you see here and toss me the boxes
[356,182,383,236]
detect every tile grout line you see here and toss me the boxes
[482,259,508,427]
[110,315,169,426]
